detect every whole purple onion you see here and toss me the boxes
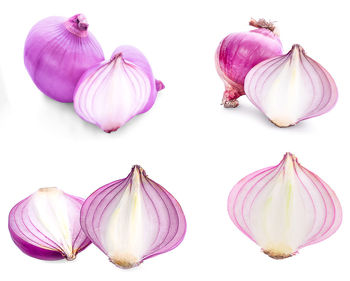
[24,14,104,103]
[215,19,283,108]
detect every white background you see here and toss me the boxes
[0,0,348,280]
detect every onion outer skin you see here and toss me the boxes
[80,165,186,269]
[8,187,91,261]
[24,14,104,103]
[244,44,338,127]
[73,45,164,133]
[227,153,342,259]
[215,19,283,108]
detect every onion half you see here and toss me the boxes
[80,165,186,268]
[74,46,164,133]
[8,187,90,260]
[228,153,342,259]
[244,45,338,127]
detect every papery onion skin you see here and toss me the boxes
[24,14,104,103]
[215,19,283,108]
[73,45,164,133]
[227,153,342,259]
[244,44,338,127]
[80,165,186,269]
[8,187,91,261]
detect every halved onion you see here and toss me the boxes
[228,153,342,258]
[9,187,90,260]
[80,165,186,268]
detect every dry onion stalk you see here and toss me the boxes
[227,153,342,259]
[8,187,90,260]
[80,165,186,269]
[244,44,338,127]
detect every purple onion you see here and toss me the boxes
[228,153,342,259]
[73,45,164,133]
[215,19,283,108]
[80,165,186,269]
[8,187,91,260]
[24,14,104,103]
[244,44,338,127]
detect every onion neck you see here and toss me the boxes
[64,14,89,37]
[290,44,305,56]
[249,18,279,36]
[109,53,124,64]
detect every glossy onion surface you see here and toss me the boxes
[24,14,104,102]
[215,19,283,108]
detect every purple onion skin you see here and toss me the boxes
[24,14,104,103]
[155,80,165,92]
[215,20,283,107]
[9,227,91,261]
[9,228,66,260]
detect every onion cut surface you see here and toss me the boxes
[244,44,338,127]
[228,153,342,259]
[80,165,186,268]
[74,46,164,133]
[8,187,90,260]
